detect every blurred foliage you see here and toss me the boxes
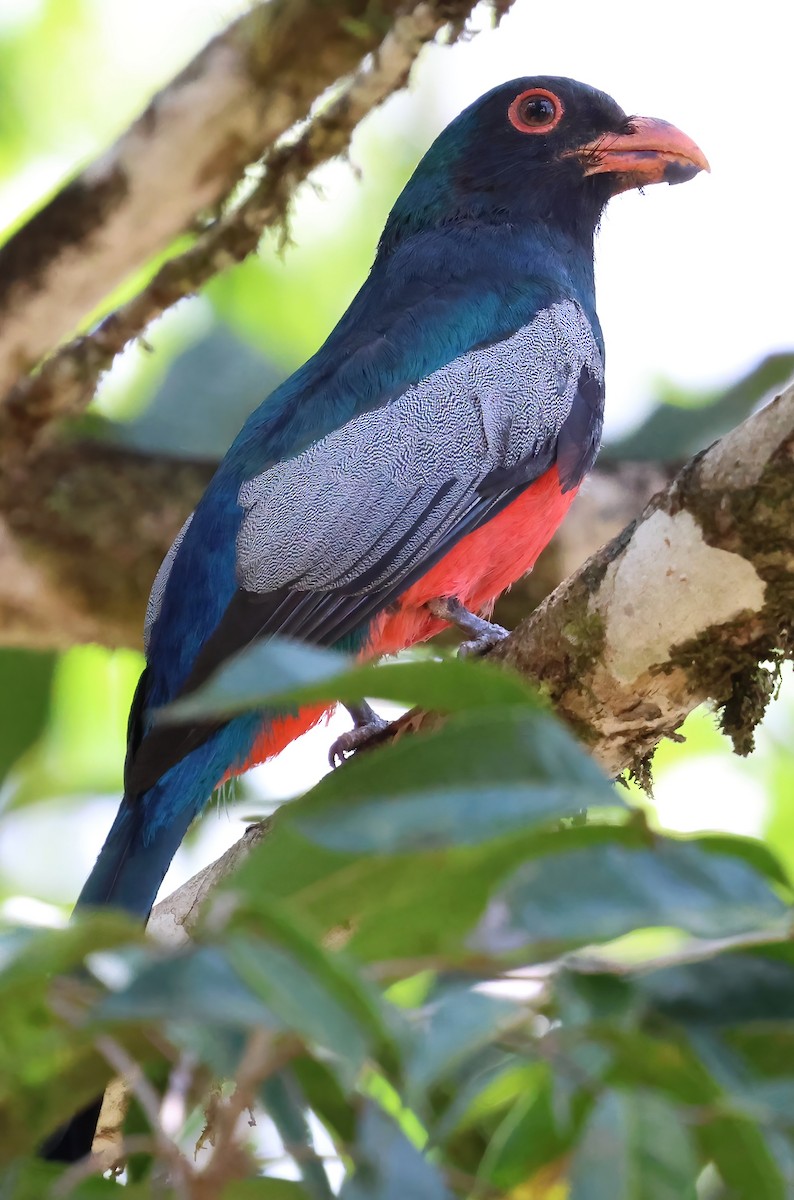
[1,2,794,1196]
[605,352,794,463]
[2,646,794,1197]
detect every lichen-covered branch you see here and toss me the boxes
[148,384,794,936]
[0,450,662,651]
[0,0,477,463]
[0,442,213,649]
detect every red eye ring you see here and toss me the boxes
[508,87,564,135]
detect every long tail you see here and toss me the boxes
[74,792,199,917]
[41,706,246,1160]
[41,700,330,1162]
[40,785,204,1163]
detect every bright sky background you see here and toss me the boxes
[1,0,793,911]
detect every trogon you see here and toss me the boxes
[44,76,706,1160]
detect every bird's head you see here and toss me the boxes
[381,76,708,251]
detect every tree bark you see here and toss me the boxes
[0,0,477,462]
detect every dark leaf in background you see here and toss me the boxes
[473,838,789,955]
[109,325,284,460]
[568,1090,698,1200]
[475,1062,574,1191]
[402,983,523,1104]
[339,1103,453,1200]
[605,352,794,462]
[0,649,55,794]
[637,945,794,1025]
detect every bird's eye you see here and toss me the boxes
[508,88,564,135]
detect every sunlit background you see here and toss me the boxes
[1,0,793,923]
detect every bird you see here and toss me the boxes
[43,75,706,1160]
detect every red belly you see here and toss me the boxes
[371,465,575,654]
[237,466,574,768]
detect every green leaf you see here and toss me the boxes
[288,707,618,854]
[101,937,373,1085]
[229,899,393,1053]
[291,1056,358,1144]
[340,1103,453,1200]
[0,649,54,794]
[473,838,788,955]
[0,1159,152,1198]
[231,821,636,965]
[476,1062,574,1190]
[403,985,523,1103]
[225,935,370,1085]
[568,1090,698,1199]
[638,946,794,1025]
[98,945,284,1030]
[431,1048,537,1142]
[162,638,536,724]
[699,1115,787,1200]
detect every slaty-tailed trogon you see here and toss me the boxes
[44,76,706,1160]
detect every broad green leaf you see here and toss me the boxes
[473,839,788,955]
[162,639,536,724]
[0,1159,152,1198]
[403,985,523,1102]
[225,935,370,1084]
[568,1090,697,1200]
[101,938,371,1084]
[476,1062,574,1190]
[431,1049,538,1142]
[340,1103,453,1200]
[0,912,140,989]
[637,946,794,1025]
[699,1115,786,1200]
[291,1056,357,1144]
[287,707,618,854]
[228,899,393,1053]
[231,821,634,964]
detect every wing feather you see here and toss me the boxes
[128,302,604,794]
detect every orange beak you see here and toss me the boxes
[569,116,710,193]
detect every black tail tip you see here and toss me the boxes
[39,1099,102,1163]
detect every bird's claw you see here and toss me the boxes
[458,623,509,657]
[428,596,509,658]
[329,702,390,768]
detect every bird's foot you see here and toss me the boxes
[329,700,390,768]
[427,595,509,657]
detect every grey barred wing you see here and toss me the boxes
[129,300,603,794]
